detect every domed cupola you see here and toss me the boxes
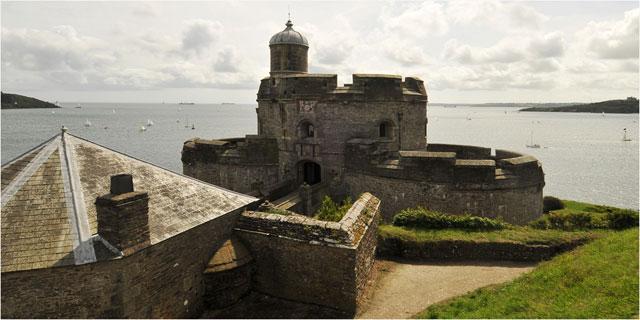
[269,20,309,47]
[269,19,309,76]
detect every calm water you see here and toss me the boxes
[2,103,638,210]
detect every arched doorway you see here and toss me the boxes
[298,161,321,185]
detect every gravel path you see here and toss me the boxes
[357,260,535,319]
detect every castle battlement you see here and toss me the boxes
[345,140,544,190]
[258,73,427,102]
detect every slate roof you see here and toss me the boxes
[1,131,257,273]
[269,19,309,47]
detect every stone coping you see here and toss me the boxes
[236,193,380,247]
[499,155,538,166]
[399,151,456,159]
[455,159,496,167]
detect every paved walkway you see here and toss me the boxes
[357,260,535,319]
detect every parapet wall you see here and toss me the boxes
[182,136,279,194]
[234,193,381,315]
[346,141,544,188]
[257,73,427,102]
[344,141,544,224]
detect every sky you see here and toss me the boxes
[1,1,638,104]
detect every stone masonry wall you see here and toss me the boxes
[345,173,543,225]
[234,193,380,315]
[1,208,244,318]
[183,162,279,194]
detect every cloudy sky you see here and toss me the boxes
[1,1,638,103]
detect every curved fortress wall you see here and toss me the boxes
[344,142,544,224]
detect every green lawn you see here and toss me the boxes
[417,228,639,319]
[379,224,603,246]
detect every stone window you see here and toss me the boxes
[379,121,392,138]
[300,121,314,138]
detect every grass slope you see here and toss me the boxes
[417,228,639,319]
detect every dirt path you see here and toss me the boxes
[357,260,535,319]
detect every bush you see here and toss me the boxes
[530,209,638,231]
[315,196,352,222]
[392,207,507,231]
[607,210,639,229]
[543,196,565,213]
[267,208,292,216]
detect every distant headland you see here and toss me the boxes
[519,97,639,114]
[1,92,60,109]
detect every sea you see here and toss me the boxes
[1,103,638,210]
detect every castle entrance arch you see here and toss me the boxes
[298,161,321,185]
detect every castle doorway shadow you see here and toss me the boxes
[298,161,321,185]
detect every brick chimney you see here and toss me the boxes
[96,174,150,255]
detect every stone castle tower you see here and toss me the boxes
[269,20,309,76]
[183,19,544,224]
[254,19,428,190]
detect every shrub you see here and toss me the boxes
[392,207,507,231]
[543,196,565,213]
[530,208,638,230]
[607,210,639,229]
[267,208,292,216]
[315,196,352,222]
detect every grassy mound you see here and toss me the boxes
[417,228,639,319]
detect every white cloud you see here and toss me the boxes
[580,8,639,59]
[383,1,449,37]
[1,26,114,72]
[214,46,240,72]
[443,32,565,64]
[181,19,223,55]
[446,0,548,30]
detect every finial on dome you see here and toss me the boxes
[285,19,293,28]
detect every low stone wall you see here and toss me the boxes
[234,193,381,315]
[344,173,543,225]
[377,237,590,262]
[1,209,243,318]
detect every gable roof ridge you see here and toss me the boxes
[1,136,61,207]
[59,131,97,265]
[1,133,60,168]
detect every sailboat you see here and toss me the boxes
[147,119,154,126]
[623,128,632,142]
[191,123,195,130]
[140,126,147,132]
[84,119,92,127]
[526,130,540,148]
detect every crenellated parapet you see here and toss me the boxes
[182,135,278,166]
[257,74,427,102]
[182,136,280,195]
[345,139,544,190]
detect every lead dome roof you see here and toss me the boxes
[269,20,309,47]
